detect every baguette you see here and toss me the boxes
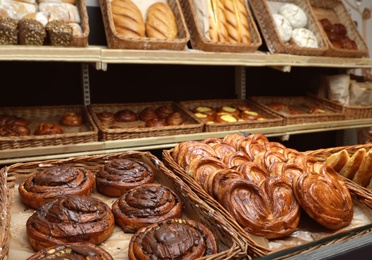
[339,148,366,180]
[222,0,251,43]
[325,149,349,172]
[207,0,228,42]
[352,150,372,187]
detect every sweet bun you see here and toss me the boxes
[96,111,115,125]
[217,106,240,117]
[193,106,216,116]
[279,3,307,29]
[34,122,64,135]
[166,112,185,126]
[155,105,173,119]
[272,13,292,42]
[194,112,214,123]
[138,107,158,122]
[145,118,167,127]
[60,111,83,126]
[291,28,318,48]
[114,109,137,122]
[215,113,238,123]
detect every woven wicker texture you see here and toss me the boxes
[0,170,11,259]
[0,105,98,150]
[180,0,262,52]
[249,0,328,56]
[99,0,189,50]
[5,151,250,259]
[249,96,345,124]
[69,0,90,47]
[179,99,284,132]
[309,0,368,58]
[88,101,203,141]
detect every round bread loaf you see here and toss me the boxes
[272,13,292,43]
[291,28,318,48]
[279,3,307,29]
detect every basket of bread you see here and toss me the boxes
[0,0,89,47]
[179,0,262,52]
[162,133,372,258]
[4,150,260,259]
[248,0,328,56]
[99,0,189,50]
[309,0,369,58]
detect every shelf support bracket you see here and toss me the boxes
[81,63,91,106]
[235,66,246,99]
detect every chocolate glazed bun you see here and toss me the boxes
[128,219,218,260]
[112,183,183,233]
[26,195,115,251]
[96,158,155,197]
[18,165,95,209]
[27,242,114,260]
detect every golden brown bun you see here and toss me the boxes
[325,149,350,172]
[111,0,145,38]
[352,150,372,187]
[60,111,83,126]
[339,148,366,179]
[96,111,115,125]
[145,2,178,39]
[34,122,64,135]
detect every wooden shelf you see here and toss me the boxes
[2,118,371,165]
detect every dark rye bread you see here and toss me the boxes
[0,16,18,45]
[18,18,46,45]
[45,20,72,46]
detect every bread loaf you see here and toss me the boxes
[221,0,251,43]
[325,149,350,172]
[145,2,178,39]
[352,150,372,187]
[207,0,228,42]
[339,148,365,179]
[111,0,145,38]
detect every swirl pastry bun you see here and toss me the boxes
[114,109,137,122]
[34,122,64,135]
[27,242,114,260]
[138,107,158,122]
[128,219,218,260]
[96,111,115,125]
[19,165,95,209]
[60,111,83,126]
[145,118,167,127]
[112,183,183,233]
[166,112,185,126]
[96,158,155,197]
[155,105,174,119]
[26,195,115,251]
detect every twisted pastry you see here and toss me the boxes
[128,219,218,259]
[173,141,217,169]
[27,242,114,260]
[208,168,243,200]
[26,195,115,251]
[18,165,95,209]
[222,151,251,168]
[219,176,300,239]
[112,183,183,233]
[253,150,287,171]
[292,164,353,230]
[238,139,265,160]
[244,133,269,146]
[208,142,236,159]
[269,162,304,184]
[222,133,246,149]
[96,158,155,197]
[235,161,268,185]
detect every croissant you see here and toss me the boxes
[112,183,182,233]
[128,219,218,259]
[26,195,115,251]
[18,165,95,209]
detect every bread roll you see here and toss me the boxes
[39,2,81,23]
[352,150,372,187]
[207,0,228,42]
[111,0,145,38]
[221,0,251,43]
[145,2,178,39]
[325,149,350,172]
[339,148,366,179]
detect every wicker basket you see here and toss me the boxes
[248,0,328,56]
[179,99,284,132]
[0,105,98,150]
[4,151,252,259]
[249,95,345,125]
[87,101,203,141]
[309,0,369,58]
[0,169,11,259]
[179,0,262,53]
[308,92,372,120]
[69,0,90,47]
[99,0,189,50]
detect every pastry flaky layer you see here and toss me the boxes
[26,195,115,251]
[171,133,354,239]
[112,183,183,233]
[128,218,218,260]
[18,165,96,209]
[26,242,114,260]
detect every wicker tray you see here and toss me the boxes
[308,92,372,120]
[5,151,251,259]
[87,101,203,141]
[70,0,90,47]
[179,0,262,53]
[163,139,372,259]
[179,99,284,132]
[309,0,368,58]
[99,0,189,50]
[0,168,11,259]
[0,105,98,150]
[249,95,345,125]
[248,0,328,56]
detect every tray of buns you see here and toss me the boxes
[0,0,89,47]
[4,150,255,259]
[87,101,203,141]
[0,105,98,150]
[248,0,328,56]
[179,98,284,132]
[248,95,345,125]
[309,0,368,58]
[179,0,262,53]
[162,132,372,259]
[99,0,189,50]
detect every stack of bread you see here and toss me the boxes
[110,0,178,39]
[325,147,372,188]
[171,133,354,239]
[0,0,83,46]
